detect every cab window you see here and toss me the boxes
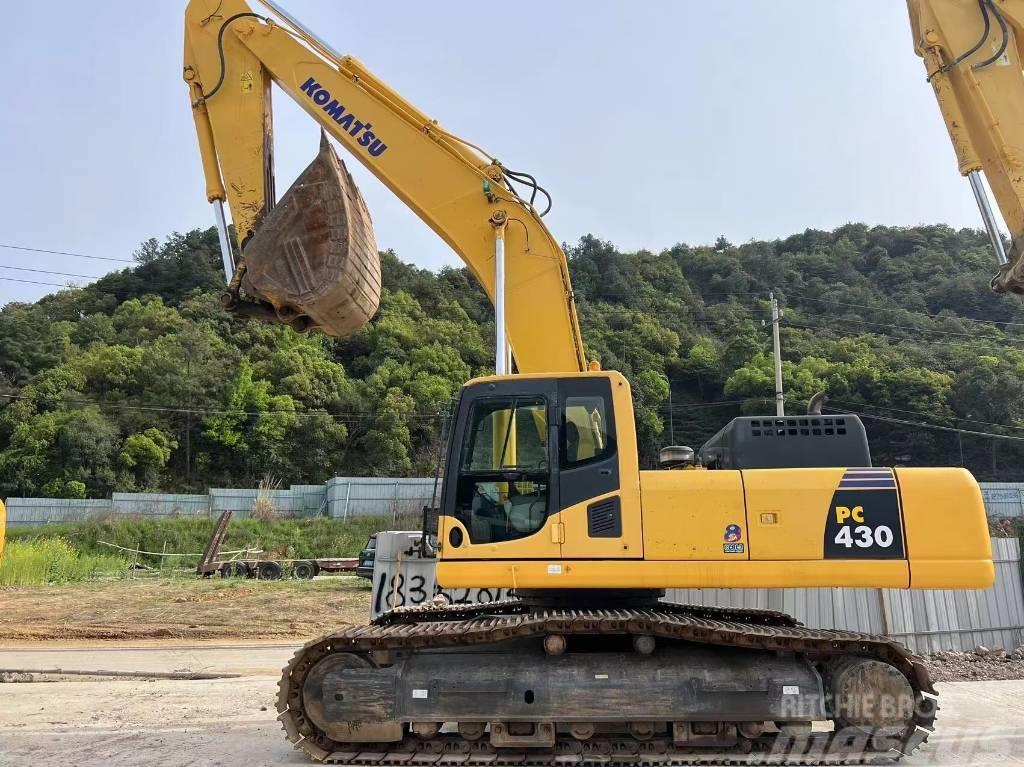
[562,395,614,467]
[454,397,549,543]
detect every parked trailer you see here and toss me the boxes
[195,511,357,580]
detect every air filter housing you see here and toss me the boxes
[698,415,870,470]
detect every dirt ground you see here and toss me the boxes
[0,575,372,642]
[925,649,1024,683]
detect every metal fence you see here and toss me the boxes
[325,477,437,520]
[980,482,1024,517]
[111,492,210,517]
[3,477,432,526]
[5,482,330,526]
[5,497,113,527]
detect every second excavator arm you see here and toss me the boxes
[909,0,1024,293]
[183,0,586,374]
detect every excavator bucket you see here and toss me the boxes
[238,134,381,336]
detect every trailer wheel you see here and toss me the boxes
[292,560,317,580]
[221,561,250,578]
[257,560,284,580]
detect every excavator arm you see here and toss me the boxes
[909,0,1024,293]
[183,0,586,373]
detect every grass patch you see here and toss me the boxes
[6,513,419,569]
[0,538,129,586]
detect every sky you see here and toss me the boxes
[0,1,993,307]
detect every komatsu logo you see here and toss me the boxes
[299,77,388,157]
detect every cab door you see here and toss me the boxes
[557,376,644,559]
[439,377,563,561]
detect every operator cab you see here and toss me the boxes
[441,374,620,546]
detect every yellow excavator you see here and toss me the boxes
[182,0,1012,762]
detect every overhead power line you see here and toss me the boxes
[1,265,103,280]
[0,243,133,264]
[787,319,1024,351]
[781,290,1024,329]
[829,399,1024,433]
[827,406,1024,442]
[659,398,768,413]
[794,309,1009,341]
[590,285,1024,330]
[0,276,72,288]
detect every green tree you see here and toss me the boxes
[119,428,178,490]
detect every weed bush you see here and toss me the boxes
[0,538,129,586]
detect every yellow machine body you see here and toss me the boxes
[182,2,999,598]
[437,372,993,592]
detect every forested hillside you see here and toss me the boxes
[2,223,1023,498]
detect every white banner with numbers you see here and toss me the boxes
[369,531,510,619]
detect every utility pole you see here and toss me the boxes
[185,353,192,486]
[770,291,784,417]
[658,373,674,445]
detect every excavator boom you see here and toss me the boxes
[909,0,1024,292]
[183,0,585,372]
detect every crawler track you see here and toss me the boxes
[277,602,937,764]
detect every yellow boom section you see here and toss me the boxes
[183,0,585,374]
[909,0,1024,293]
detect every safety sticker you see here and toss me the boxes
[723,543,745,554]
[547,564,562,575]
[724,524,742,542]
[240,71,254,93]
[412,689,429,699]
[782,685,799,695]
